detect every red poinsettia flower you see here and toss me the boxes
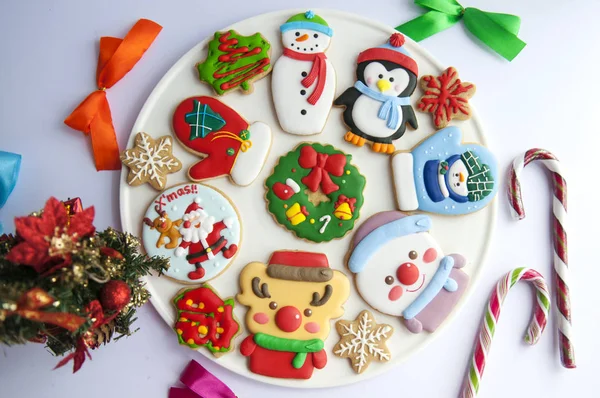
[6,197,95,274]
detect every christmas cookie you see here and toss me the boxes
[335,33,418,154]
[173,284,241,357]
[347,211,469,334]
[196,30,272,96]
[237,251,350,379]
[265,143,366,243]
[120,132,182,190]
[333,310,393,374]
[271,10,336,135]
[142,183,241,283]
[417,66,476,129]
[391,126,498,215]
[172,96,272,186]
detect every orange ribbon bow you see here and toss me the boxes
[0,288,86,332]
[64,19,162,171]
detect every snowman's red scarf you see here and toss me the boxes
[282,48,327,105]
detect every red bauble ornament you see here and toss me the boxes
[99,280,131,311]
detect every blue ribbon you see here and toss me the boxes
[354,81,410,129]
[0,151,21,233]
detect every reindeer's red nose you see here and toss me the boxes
[275,306,302,332]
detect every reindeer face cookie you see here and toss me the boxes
[142,183,241,284]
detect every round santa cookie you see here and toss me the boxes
[271,10,336,136]
[265,143,366,243]
[347,211,469,334]
[172,96,272,186]
[237,250,350,380]
[391,126,498,215]
[334,33,418,154]
[142,182,241,284]
[196,30,272,96]
[173,284,241,357]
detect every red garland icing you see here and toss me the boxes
[282,48,327,105]
[417,67,476,129]
[174,286,239,353]
[298,145,346,195]
[214,31,271,91]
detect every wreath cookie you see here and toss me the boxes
[265,143,366,243]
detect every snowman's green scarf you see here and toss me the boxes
[254,333,324,369]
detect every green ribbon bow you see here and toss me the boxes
[396,0,526,61]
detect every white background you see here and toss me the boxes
[0,1,598,397]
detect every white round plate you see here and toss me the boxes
[120,8,496,388]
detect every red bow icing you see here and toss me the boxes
[298,146,346,195]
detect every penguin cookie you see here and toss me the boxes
[335,33,418,154]
[271,10,336,136]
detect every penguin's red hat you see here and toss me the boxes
[357,33,418,76]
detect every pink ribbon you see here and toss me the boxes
[169,360,236,398]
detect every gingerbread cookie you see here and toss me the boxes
[237,251,350,379]
[173,284,240,357]
[120,132,182,190]
[196,30,272,96]
[142,183,241,283]
[391,126,498,215]
[265,143,366,243]
[335,33,418,154]
[347,211,469,334]
[172,96,272,186]
[271,10,336,135]
[333,310,393,374]
[417,66,476,129]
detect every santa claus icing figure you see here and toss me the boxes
[175,198,238,280]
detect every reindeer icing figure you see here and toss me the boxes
[143,206,182,249]
[238,251,350,379]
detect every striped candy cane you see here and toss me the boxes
[507,148,575,368]
[461,268,550,398]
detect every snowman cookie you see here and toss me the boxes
[335,33,418,154]
[265,143,366,243]
[347,211,469,333]
[391,126,498,215]
[196,30,272,96]
[238,251,350,379]
[142,183,241,283]
[271,10,336,135]
[172,96,272,186]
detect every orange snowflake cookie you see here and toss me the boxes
[417,67,476,129]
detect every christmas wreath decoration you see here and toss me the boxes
[0,197,168,372]
[265,143,366,243]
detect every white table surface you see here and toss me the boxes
[1,1,598,397]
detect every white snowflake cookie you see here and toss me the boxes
[120,132,182,191]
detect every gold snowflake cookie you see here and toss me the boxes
[333,310,393,374]
[120,132,182,190]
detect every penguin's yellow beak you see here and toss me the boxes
[377,79,391,92]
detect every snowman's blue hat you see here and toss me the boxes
[349,213,432,273]
[280,10,334,37]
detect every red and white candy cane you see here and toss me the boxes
[507,148,575,368]
[461,267,550,398]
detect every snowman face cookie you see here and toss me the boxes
[354,233,443,317]
[282,29,331,53]
[363,62,411,97]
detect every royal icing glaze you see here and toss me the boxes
[238,251,350,379]
[197,30,272,95]
[172,96,272,186]
[347,211,469,334]
[173,284,240,356]
[335,33,418,154]
[272,10,336,135]
[417,66,476,129]
[391,126,498,215]
[333,310,393,374]
[265,143,366,243]
[120,132,182,190]
[142,183,241,283]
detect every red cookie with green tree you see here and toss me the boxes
[265,143,366,243]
